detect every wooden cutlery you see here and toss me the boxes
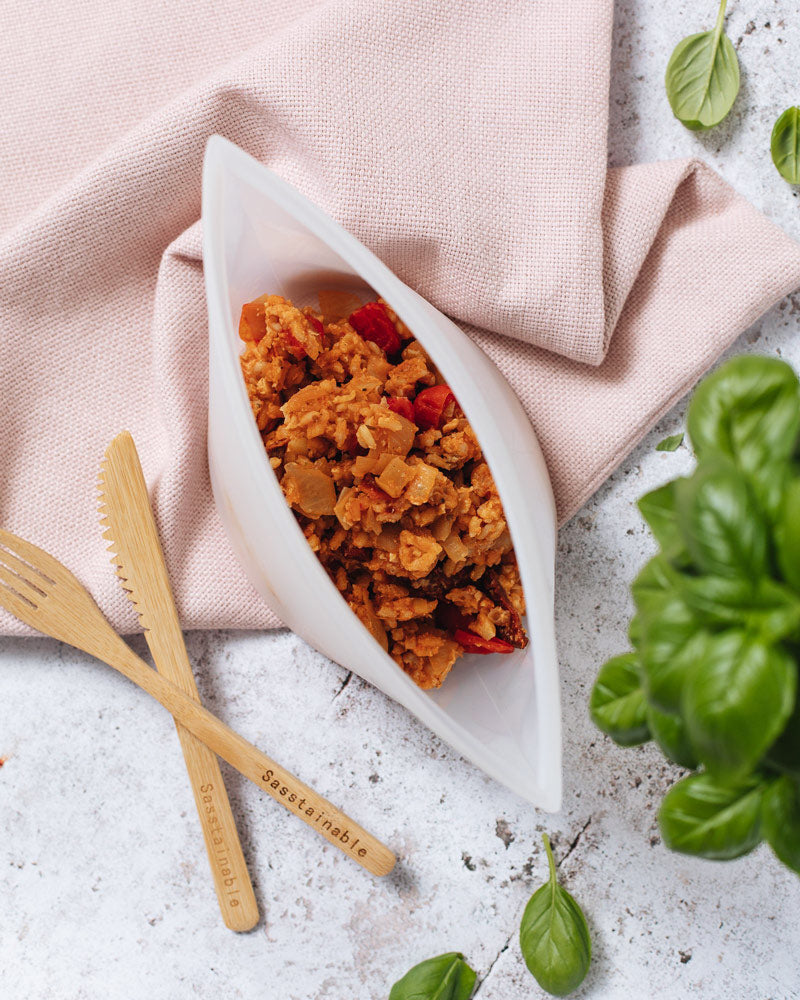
[98,431,258,931]
[0,526,395,880]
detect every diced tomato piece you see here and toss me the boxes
[413,384,456,430]
[453,629,515,655]
[239,301,267,342]
[386,396,415,422]
[283,330,307,360]
[307,315,324,335]
[348,301,401,354]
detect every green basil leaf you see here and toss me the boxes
[664,0,739,131]
[389,953,476,1000]
[686,356,800,473]
[656,433,684,452]
[745,458,792,525]
[771,106,800,186]
[762,777,800,874]
[519,835,591,997]
[682,631,797,779]
[659,772,764,860]
[647,705,699,769]
[637,481,690,563]
[675,457,768,579]
[776,479,800,592]
[677,575,800,642]
[630,554,682,615]
[636,580,706,711]
[628,612,643,650]
[590,653,650,746]
[764,695,800,779]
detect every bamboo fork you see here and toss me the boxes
[98,432,258,931]
[0,529,395,878]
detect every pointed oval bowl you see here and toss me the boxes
[202,136,561,810]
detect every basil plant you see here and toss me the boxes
[591,355,800,875]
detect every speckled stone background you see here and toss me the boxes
[2,2,800,998]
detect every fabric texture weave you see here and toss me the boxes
[1,0,799,635]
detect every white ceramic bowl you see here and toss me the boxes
[202,136,561,810]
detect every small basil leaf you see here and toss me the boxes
[637,481,690,563]
[659,772,764,860]
[677,575,800,642]
[675,457,768,578]
[686,355,800,473]
[665,0,739,131]
[682,631,797,779]
[590,653,650,746]
[776,479,800,592]
[647,705,698,769]
[656,433,684,452]
[519,835,591,997]
[388,952,476,1000]
[762,777,800,874]
[771,106,800,185]
[638,593,706,712]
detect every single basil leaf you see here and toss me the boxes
[590,653,650,746]
[682,631,797,779]
[664,0,739,131]
[647,705,698,769]
[677,575,800,642]
[675,457,768,579]
[762,777,800,874]
[771,106,800,185]
[686,355,800,474]
[776,479,800,592]
[637,481,690,562]
[656,433,684,452]
[637,590,706,712]
[659,771,764,860]
[519,835,591,997]
[388,952,476,1000]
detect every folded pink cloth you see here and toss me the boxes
[1,0,799,636]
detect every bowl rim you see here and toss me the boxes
[202,134,562,811]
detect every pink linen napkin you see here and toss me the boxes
[1,0,799,636]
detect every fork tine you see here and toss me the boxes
[0,579,40,630]
[0,529,62,583]
[0,544,53,589]
[0,563,43,602]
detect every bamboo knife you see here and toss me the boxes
[98,431,259,931]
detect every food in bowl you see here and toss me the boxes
[238,292,528,689]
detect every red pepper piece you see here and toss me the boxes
[453,629,515,655]
[307,315,324,335]
[283,330,307,360]
[413,384,456,430]
[387,396,415,422]
[348,301,401,354]
[239,300,267,342]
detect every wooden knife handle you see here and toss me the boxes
[100,432,258,929]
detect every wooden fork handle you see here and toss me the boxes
[114,647,395,877]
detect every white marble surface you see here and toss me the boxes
[2,3,800,998]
